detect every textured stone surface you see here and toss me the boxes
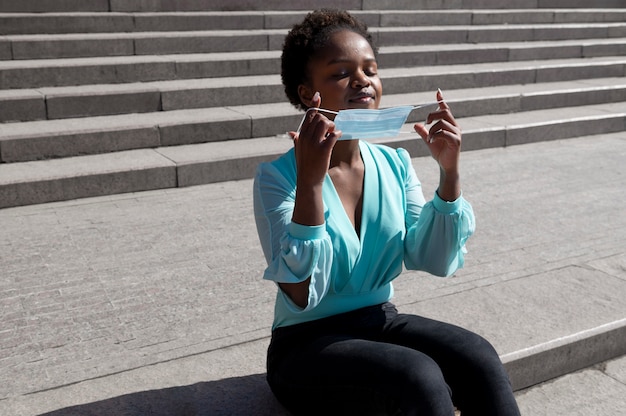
[0,134,625,415]
[0,4,625,413]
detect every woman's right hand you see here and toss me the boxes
[283,92,340,307]
[289,92,341,188]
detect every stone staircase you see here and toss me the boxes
[1,1,625,208]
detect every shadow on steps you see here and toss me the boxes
[39,373,291,416]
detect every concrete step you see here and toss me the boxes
[4,22,626,60]
[1,101,624,208]
[0,5,623,211]
[0,51,280,89]
[1,74,624,163]
[3,37,626,90]
[2,0,624,13]
[2,54,625,123]
[3,9,626,35]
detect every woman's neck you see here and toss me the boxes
[330,140,361,169]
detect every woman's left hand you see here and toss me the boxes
[413,89,461,174]
[414,89,462,201]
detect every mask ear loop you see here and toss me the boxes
[412,100,444,111]
[295,107,339,135]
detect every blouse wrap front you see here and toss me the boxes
[253,141,475,330]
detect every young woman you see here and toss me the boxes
[253,9,521,416]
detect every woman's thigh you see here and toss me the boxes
[268,335,455,416]
[382,313,520,416]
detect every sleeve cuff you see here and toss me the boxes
[289,222,326,240]
[433,190,462,214]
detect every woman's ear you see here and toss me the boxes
[298,84,315,108]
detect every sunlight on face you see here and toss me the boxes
[302,30,383,113]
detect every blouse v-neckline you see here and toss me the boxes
[324,141,371,243]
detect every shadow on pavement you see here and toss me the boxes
[39,373,291,416]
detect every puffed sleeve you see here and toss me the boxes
[398,148,476,277]
[253,158,333,312]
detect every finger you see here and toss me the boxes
[429,119,460,137]
[312,91,321,108]
[299,91,323,135]
[437,88,448,111]
[428,126,462,147]
[426,89,456,125]
[413,123,429,140]
[306,91,321,120]
[322,129,341,149]
[426,107,457,126]
[311,115,333,142]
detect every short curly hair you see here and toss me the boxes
[281,9,377,111]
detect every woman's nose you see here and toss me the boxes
[351,71,370,88]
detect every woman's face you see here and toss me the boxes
[299,29,382,114]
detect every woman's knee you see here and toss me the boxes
[462,332,509,380]
[390,352,455,416]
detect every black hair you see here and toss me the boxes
[280,9,377,110]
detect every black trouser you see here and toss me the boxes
[267,303,521,416]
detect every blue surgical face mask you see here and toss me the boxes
[296,102,440,141]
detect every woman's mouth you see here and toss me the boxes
[349,93,375,104]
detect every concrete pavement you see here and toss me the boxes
[1,133,625,415]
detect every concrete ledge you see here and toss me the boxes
[2,79,625,163]
[159,101,616,188]
[0,150,177,208]
[539,0,626,7]
[3,10,626,36]
[0,38,11,59]
[382,57,626,95]
[0,107,255,162]
[159,76,284,110]
[156,136,293,187]
[584,39,626,58]
[43,84,162,119]
[0,119,161,162]
[0,13,135,35]
[4,24,626,60]
[5,101,618,207]
[3,57,624,123]
[156,107,252,146]
[0,89,46,122]
[109,0,361,12]
[10,35,134,60]
[503,319,626,391]
[2,39,625,89]
[133,30,280,56]
[1,0,623,13]
[134,12,266,31]
[0,57,178,89]
[0,0,109,12]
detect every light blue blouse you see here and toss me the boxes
[253,140,475,329]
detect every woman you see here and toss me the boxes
[253,9,520,416]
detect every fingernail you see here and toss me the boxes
[437,88,443,95]
[313,91,320,101]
